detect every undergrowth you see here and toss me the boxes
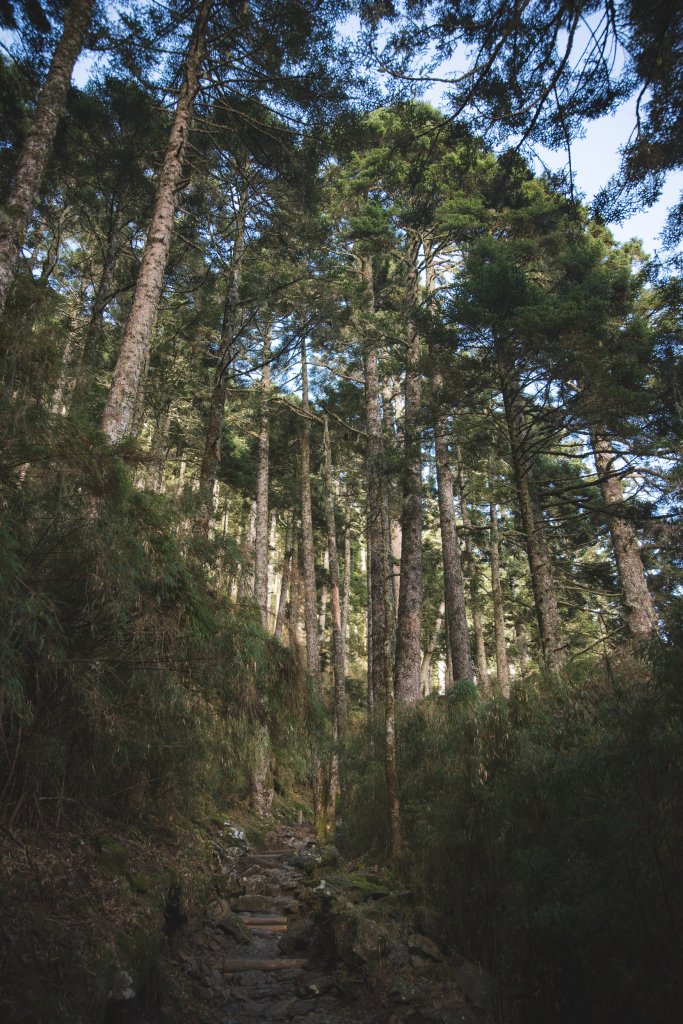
[340,645,683,1024]
[0,420,316,825]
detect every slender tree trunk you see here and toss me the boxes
[100,0,210,441]
[321,417,347,832]
[274,516,293,641]
[382,378,402,625]
[196,181,248,535]
[0,0,94,317]
[366,524,374,710]
[286,531,301,648]
[515,617,530,675]
[382,506,401,858]
[300,338,320,678]
[433,374,474,681]
[444,609,454,688]
[300,337,323,828]
[456,452,491,691]
[421,601,445,695]
[490,502,510,696]
[322,416,347,739]
[318,549,330,638]
[253,329,271,626]
[395,231,423,702]
[70,206,125,405]
[250,720,274,816]
[591,430,657,639]
[497,346,565,672]
[150,402,172,492]
[239,500,256,597]
[362,255,387,708]
[341,529,351,680]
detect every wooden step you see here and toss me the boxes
[222,958,306,973]
[237,921,288,929]
[245,923,287,933]
[245,853,290,864]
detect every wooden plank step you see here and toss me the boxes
[222,958,306,973]
[239,915,288,926]
[245,853,290,863]
[246,923,287,933]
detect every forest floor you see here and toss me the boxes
[0,817,496,1023]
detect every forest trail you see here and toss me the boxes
[163,824,489,1024]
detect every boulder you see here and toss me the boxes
[407,932,443,962]
[278,917,315,955]
[453,960,500,1013]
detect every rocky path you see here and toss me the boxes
[164,824,372,1024]
[162,824,491,1024]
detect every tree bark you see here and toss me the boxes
[70,206,125,406]
[0,0,95,317]
[253,329,271,627]
[591,431,657,639]
[496,346,565,673]
[322,416,347,739]
[395,230,424,702]
[489,502,510,696]
[250,720,274,817]
[361,255,388,708]
[300,337,323,828]
[456,452,491,691]
[196,181,248,535]
[421,600,445,695]
[341,529,351,681]
[318,549,330,638]
[433,373,474,682]
[515,617,530,675]
[100,0,210,442]
[274,516,293,641]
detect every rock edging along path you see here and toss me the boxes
[161,823,493,1024]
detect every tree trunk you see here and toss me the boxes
[253,329,271,627]
[239,500,257,597]
[591,430,657,639]
[250,721,274,817]
[456,452,491,691]
[433,373,474,682]
[395,230,423,702]
[150,402,172,493]
[489,502,510,696]
[322,416,347,739]
[71,206,125,406]
[382,504,401,858]
[318,549,330,638]
[196,179,248,535]
[362,255,388,708]
[341,529,351,681]
[300,337,323,828]
[0,0,95,317]
[100,0,210,442]
[274,516,293,641]
[421,601,445,695]
[515,617,530,676]
[497,346,565,673]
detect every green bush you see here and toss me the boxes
[0,423,314,823]
[341,649,683,1023]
